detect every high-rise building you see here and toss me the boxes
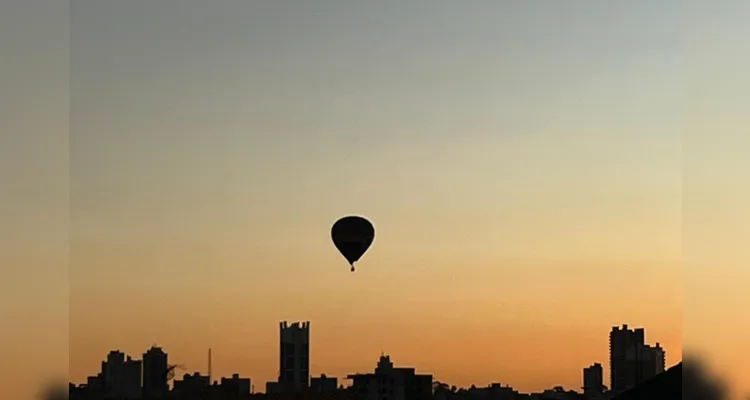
[123,356,142,398]
[278,321,310,392]
[142,346,169,398]
[102,350,125,397]
[653,342,666,374]
[101,351,142,399]
[583,362,604,397]
[610,325,666,394]
[609,324,645,393]
[625,342,666,386]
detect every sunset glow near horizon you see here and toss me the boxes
[2,1,749,399]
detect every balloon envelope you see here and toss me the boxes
[331,216,375,268]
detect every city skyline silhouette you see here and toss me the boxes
[68,321,675,398]
[57,346,741,399]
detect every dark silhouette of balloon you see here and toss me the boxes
[331,216,375,272]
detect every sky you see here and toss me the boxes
[0,0,748,398]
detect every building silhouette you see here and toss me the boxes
[609,324,643,393]
[347,354,432,400]
[66,321,681,400]
[142,345,169,398]
[609,324,665,394]
[102,350,142,399]
[535,386,586,399]
[582,362,604,399]
[310,374,338,393]
[612,362,681,400]
[624,341,665,388]
[220,373,252,397]
[172,372,210,398]
[269,321,310,393]
[434,382,521,400]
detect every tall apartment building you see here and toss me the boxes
[143,346,169,398]
[610,325,666,394]
[101,351,142,399]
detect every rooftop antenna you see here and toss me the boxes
[208,348,212,382]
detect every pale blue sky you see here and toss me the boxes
[1,0,749,397]
[70,0,686,253]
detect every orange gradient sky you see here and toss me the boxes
[2,1,749,399]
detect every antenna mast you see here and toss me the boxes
[208,348,212,383]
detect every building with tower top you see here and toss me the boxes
[267,321,310,394]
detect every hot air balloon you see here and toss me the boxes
[331,215,375,272]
